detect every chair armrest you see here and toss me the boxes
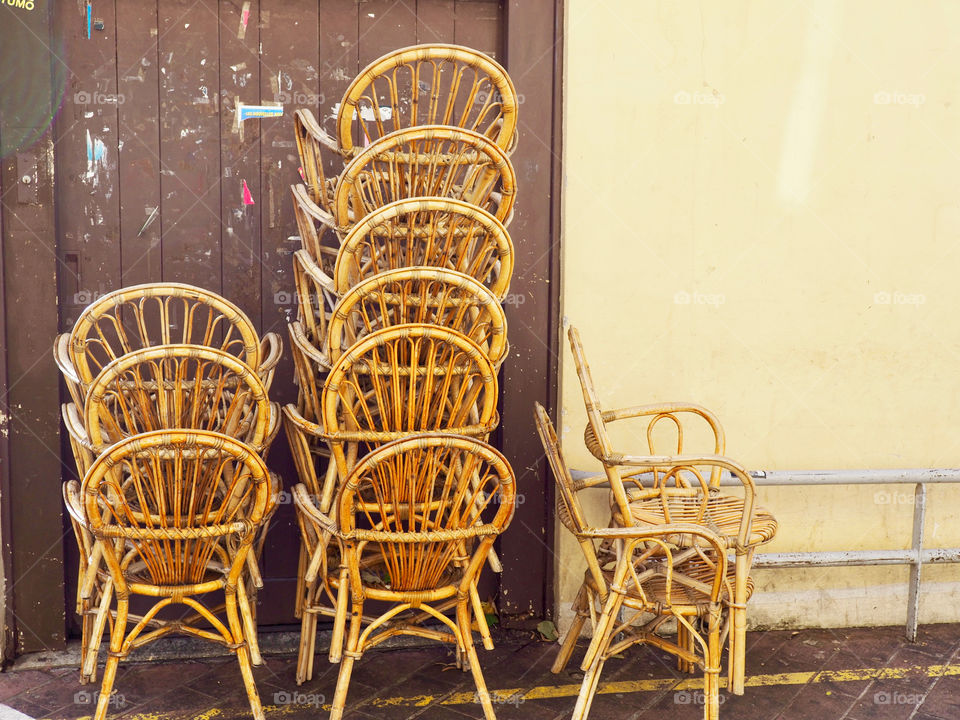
[580,522,726,546]
[293,183,337,230]
[63,479,87,527]
[257,332,282,390]
[297,106,341,155]
[586,402,725,462]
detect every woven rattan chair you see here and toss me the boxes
[294,125,516,241]
[71,430,270,720]
[321,323,499,502]
[535,403,751,720]
[63,282,281,395]
[329,434,515,720]
[567,327,777,696]
[326,267,508,368]
[66,346,280,679]
[298,43,518,167]
[331,197,514,299]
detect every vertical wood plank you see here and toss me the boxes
[2,0,66,651]
[55,0,123,328]
[257,0,320,624]
[358,0,417,66]
[454,0,502,59]
[219,0,262,326]
[417,0,455,44]
[157,0,222,291]
[497,0,562,623]
[116,0,163,287]
[317,0,359,181]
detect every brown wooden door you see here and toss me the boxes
[52,0,563,635]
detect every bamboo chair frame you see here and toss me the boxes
[65,346,279,680]
[299,43,518,165]
[330,434,515,720]
[77,430,270,720]
[326,267,509,368]
[288,320,328,426]
[321,323,499,503]
[296,125,517,241]
[566,326,777,696]
[536,403,754,720]
[332,197,514,299]
[65,283,281,394]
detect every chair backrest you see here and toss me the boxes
[338,434,515,592]
[69,283,262,388]
[327,267,508,367]
[333,125,516,229]
[322,324,498,480]
[335,44,518,157]
[333,197,513,298]
[568,325,727,490]
[567,326,615,462]
[82,429,269,587]
[84,345,271,452]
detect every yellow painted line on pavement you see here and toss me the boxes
[42,661,960,719]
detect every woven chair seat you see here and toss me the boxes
[628,493,778,548]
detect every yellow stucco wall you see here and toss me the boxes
[558,0,960,629]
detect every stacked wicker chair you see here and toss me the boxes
[55,284,282,720]
[286,43,518,720]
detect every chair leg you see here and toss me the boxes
[469,582,494,651]
[329,566,349,663]
[330,600,363,720]
[573,589,625,720]
[296,600,317,685]
[729,551,749,695]
[704,606,722,720]
[573,652,607,720]
[83,578,113,683]
[226,588,265,720]
[237,580,263,666]
[93,595,127,720]
[552,587,588,674]
[458,600,496,720]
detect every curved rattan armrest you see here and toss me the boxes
[297,107,340,154]
[580,522,725,543]
[294,248,336,299]
[292,183,337,231]
[63,479,87,528]
[292,482,337,535]
[606,452,754,489]
[62,402,94,451]
[259,332,283,380]
[290,320,331,368]
[54,333,84,404]
[585,402,726,463]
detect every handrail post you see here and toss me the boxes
[906,482,926,642]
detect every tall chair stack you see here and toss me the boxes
[286,44,518,719]
[55,284,283,720]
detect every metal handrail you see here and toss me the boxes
[571,467,959,641]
